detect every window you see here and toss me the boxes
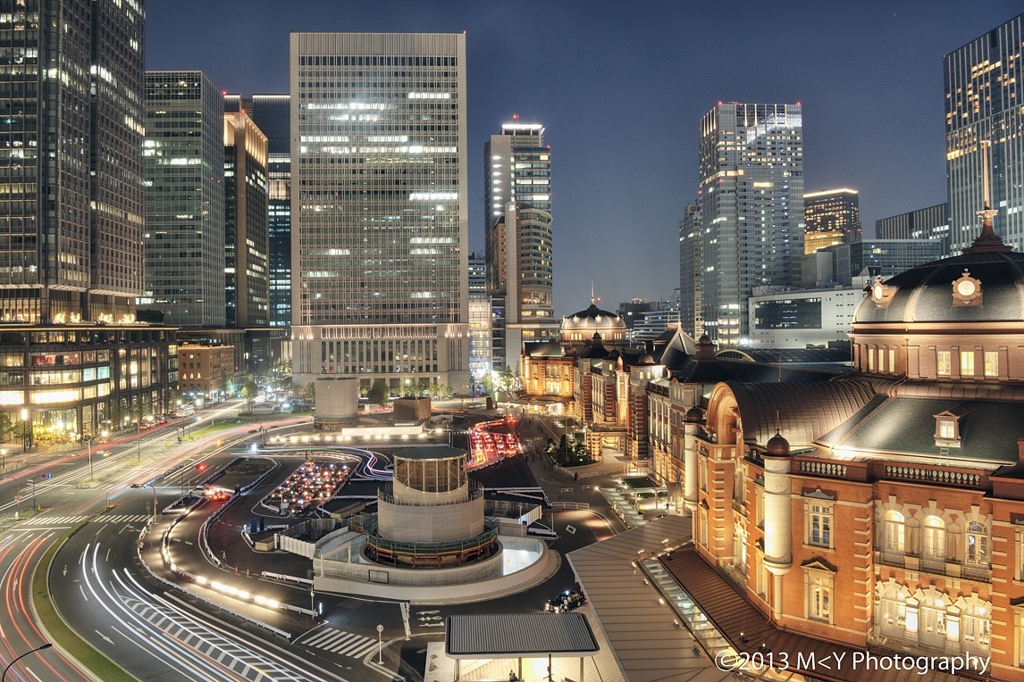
[698,456,707,493]
[962,603,991,653]
[984,351,998,377]
[755,484,765,528]
[966,522,988,565]
[885,511,905,553]
[867,347,874,371]
[879,587,906,638]
[937,350,951,376]
[961,351,975,376]
[922,515,946,559]
[920,598,947,649]
[806,571,833,623]
[888,348,896,374]
[808,503,833,548]
[938,420,956,440]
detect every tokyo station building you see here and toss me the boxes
[671,213,1024,679]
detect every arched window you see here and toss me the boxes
[922,515,946,560]
[885,511,905,553]
[919,596,948,649]
[961,602,991,653]
[966,521,989,565]
[879,586,906,638]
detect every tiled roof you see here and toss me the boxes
[822,397,1024,465]
[727,380,877,449]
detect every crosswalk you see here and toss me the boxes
[20,514,149,526]
[301,627,379,658]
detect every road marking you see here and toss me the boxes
[300,627,377,658]
[566,524,576,535]
[95,629,113,644]
[79,585,88,601]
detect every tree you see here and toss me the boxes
[367,379,390,407]
[546,434,593,467]
[0,413,12,443]
[240,374,259,410]
[299,380,315,404]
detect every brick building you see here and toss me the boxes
[673,214,1024,679]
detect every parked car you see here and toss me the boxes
[544,589,585,613]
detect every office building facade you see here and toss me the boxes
[143,71,226,327]
[247,95,293,328]
[876,203,950,257]
[803,188,861,254]
[224,110,270,328]
[0,0,145,324]
[0,2,177,442]
[467,252,491,390]
[678,203,702,339]
[945,12,1024,253]
[698,103,804,346]
[289,33,469,394]
[484,123,556,372]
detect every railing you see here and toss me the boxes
[363,517,499,555]
[798,460,847,479]
[883,464,982,488]
[961,562,991,582]
[377,480,483,507]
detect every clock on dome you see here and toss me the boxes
[952,269,982,305]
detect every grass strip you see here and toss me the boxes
[33,522,138,682]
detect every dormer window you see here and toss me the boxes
[934,405,969,448]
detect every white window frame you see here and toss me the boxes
[807,503,833,549]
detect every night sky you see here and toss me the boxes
[146,1,1018,317]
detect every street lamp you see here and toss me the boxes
[2,643,51,681]
[376,624,384,664]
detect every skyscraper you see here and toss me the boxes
[0,0,146,324]
[484,122,556,371]
[0,1,177,444]
[803,188,861,254]
[945,12,1024,253]
[678,203,702,338]
[143,71,226,327]
[698,103,804,345]
[290,33,469,394]
[247,94,293,328]
[224,110,269,328]
[467,252,491,389]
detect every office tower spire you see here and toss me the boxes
[290,33,469,394]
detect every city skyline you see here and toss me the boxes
[146,1,1019,316]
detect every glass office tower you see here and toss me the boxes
[289,33,469,394]
[698,102,804,345]
[248,94,292,328]
[484,122,556,372]
[803,188,861,254]
[144,71,226,327]
[945,12,1024,252]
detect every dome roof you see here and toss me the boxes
[684,406,705,423]
[854,216,1024,325]
[561,303,626,335]
[765,431,791,457]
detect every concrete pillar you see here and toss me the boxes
[763,452,792,581]
[683,422,699,512]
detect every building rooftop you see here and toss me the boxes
[445,613,598,658]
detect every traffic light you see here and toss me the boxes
[41,473,53,479]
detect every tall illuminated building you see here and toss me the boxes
[467,252,491,389]
[876,203,950,257]
[698,102,804,345]
[678,203,702,338]
[0,0,145,323]
[144,71,226,327]
[224,110,269,328]
[0,1,177,445]
[945,12,1024,253]
[484,122,556,372]
[247,95,292,328]
[803,188,861,254]
[289,33,469,393]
